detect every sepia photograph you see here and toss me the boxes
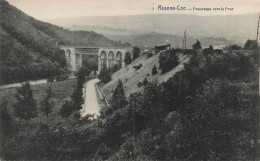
[0,0,259,160]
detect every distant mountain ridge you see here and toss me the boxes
[48,14,258,45]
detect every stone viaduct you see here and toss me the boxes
[59,46,132,72]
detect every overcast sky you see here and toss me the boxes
[6,0,260,21]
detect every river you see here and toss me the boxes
[81,78,101,118]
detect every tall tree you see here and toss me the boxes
[111,79,127,110]
[40,86,55,125]
[132,47,140,60]
[60,100,73,123]
[124,52,132,65]
[14,82,37,124]
[244,39,257,50]
[71,67,89,111]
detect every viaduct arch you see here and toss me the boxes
[59,46,132,73]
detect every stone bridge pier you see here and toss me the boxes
[98,48,131,72]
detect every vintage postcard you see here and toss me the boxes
[0,0,259,160]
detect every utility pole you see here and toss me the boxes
[182,30,186,50]
[133,98,136,141]
[132,97,136,160]
[256,14,260,48]
[256,13,260,145]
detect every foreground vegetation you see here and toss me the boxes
[0,40,259,160]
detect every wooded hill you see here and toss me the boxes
[0,0,121,85]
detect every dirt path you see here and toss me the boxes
[0,75,76,89]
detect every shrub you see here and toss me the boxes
[133,63,142,71]
[137,82,143,87]
[56,75,69,81]
[143,77,148,86]
[147,52,153,59]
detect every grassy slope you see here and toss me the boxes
[101,51,190,101]
[0,79,77,125]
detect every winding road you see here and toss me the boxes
[81,78,101,118]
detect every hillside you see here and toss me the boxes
[0,0,120,84]
[101,50,190,101]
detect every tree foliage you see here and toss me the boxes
[14,82,37,122]
[124,52,132,65]
[40,86,55,124]
[244,39,257,50]
[71,67,89,111]
[60,100,73,121]
[98,67,112,84]
[159,49,179,74]
[192,40,202,50]
[0,100,14,137]
[203,45,213,55]
[110,79,127,110]
[132,47,140,60]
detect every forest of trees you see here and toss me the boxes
[1,39,258,160]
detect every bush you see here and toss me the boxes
[133,63,142,71]
[143,77,148,86]
[137,82,143,87]
[56,75,69,81]
[147,52,153,59]
[152,65,158,75]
